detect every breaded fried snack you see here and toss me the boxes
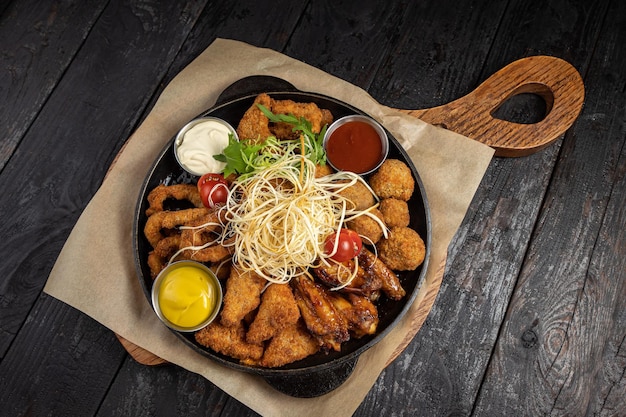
[369,159,414,201]
[379,198,410,227]
[338,181,375,210]
[376,226,425,271]
[347,209,385,244]
[220,267,267,327]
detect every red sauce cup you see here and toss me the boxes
[323,115,389,175]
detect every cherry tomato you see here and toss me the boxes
[324,229,363,262]
[197,173,229,208]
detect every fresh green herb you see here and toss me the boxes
[213,134,265,178]
[213,105,328,179]
[257,104,327,166]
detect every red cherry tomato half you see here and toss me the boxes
[324,229,363,262]
[197,173,229,208]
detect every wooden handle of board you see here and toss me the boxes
[399,55,584,157]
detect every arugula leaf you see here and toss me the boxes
[257,104,327,166]
[213,134,264,178]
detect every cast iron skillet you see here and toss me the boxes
[132,76,431,397]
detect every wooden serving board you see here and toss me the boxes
[117,55,584,366]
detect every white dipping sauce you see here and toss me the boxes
[175,118,234,176]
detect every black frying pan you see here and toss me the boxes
[132,76,431,397]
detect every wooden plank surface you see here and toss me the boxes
[475,0,626,414]
[0,0,624,416]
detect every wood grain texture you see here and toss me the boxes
[0,0,107,171]
[357,0,611,416]
[474,0,626,414]
[0,294,126,417]
[401,56,584,157]
[0,3,209,416]
[0,0,208,358]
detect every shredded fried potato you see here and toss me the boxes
[218,155,380,284]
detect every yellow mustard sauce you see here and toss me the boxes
[157,264,217,328]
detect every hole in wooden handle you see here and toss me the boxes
[399,56,584,157]
[491,84,553,125]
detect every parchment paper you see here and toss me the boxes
[44,38,494,417]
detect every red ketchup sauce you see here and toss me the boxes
[325,120,384,174]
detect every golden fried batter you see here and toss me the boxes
[256,321,320,368]
[147,252,166,279]
[379,198,410,228]
[338,181,375,211]
[369,159,414,201]
[144,207,211,248]
[246,283,300,344]
[269,97,326,138]
[195,321,263,362]
[347,208,385,244]
[377,226,425,271]
[236,93,333,143]
[314,163,334,178]
[178,213,232,263]
[236,93,273,143]
[146,183,204,216]
[220,267,267,327]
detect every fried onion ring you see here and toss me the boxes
[144,207,210,248]
[145,183,204,216]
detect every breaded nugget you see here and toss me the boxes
[347,209,385,244]
[236,93,273,143]
[338,181,375,211]
[376,226,425,271]
[255,321,320,368]
[195,321,263,361]
[379,198,410,227]
[369,159,414,201]
[246,283,300,344]
[220,267,267,327]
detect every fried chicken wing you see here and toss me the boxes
[220,267,267,327]
[246,283,300,344]
[312,259,382,299]
[358,248,405,300]
[328,293,379,338]
[292,276,349,351]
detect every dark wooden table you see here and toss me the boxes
[1,1,624,416]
